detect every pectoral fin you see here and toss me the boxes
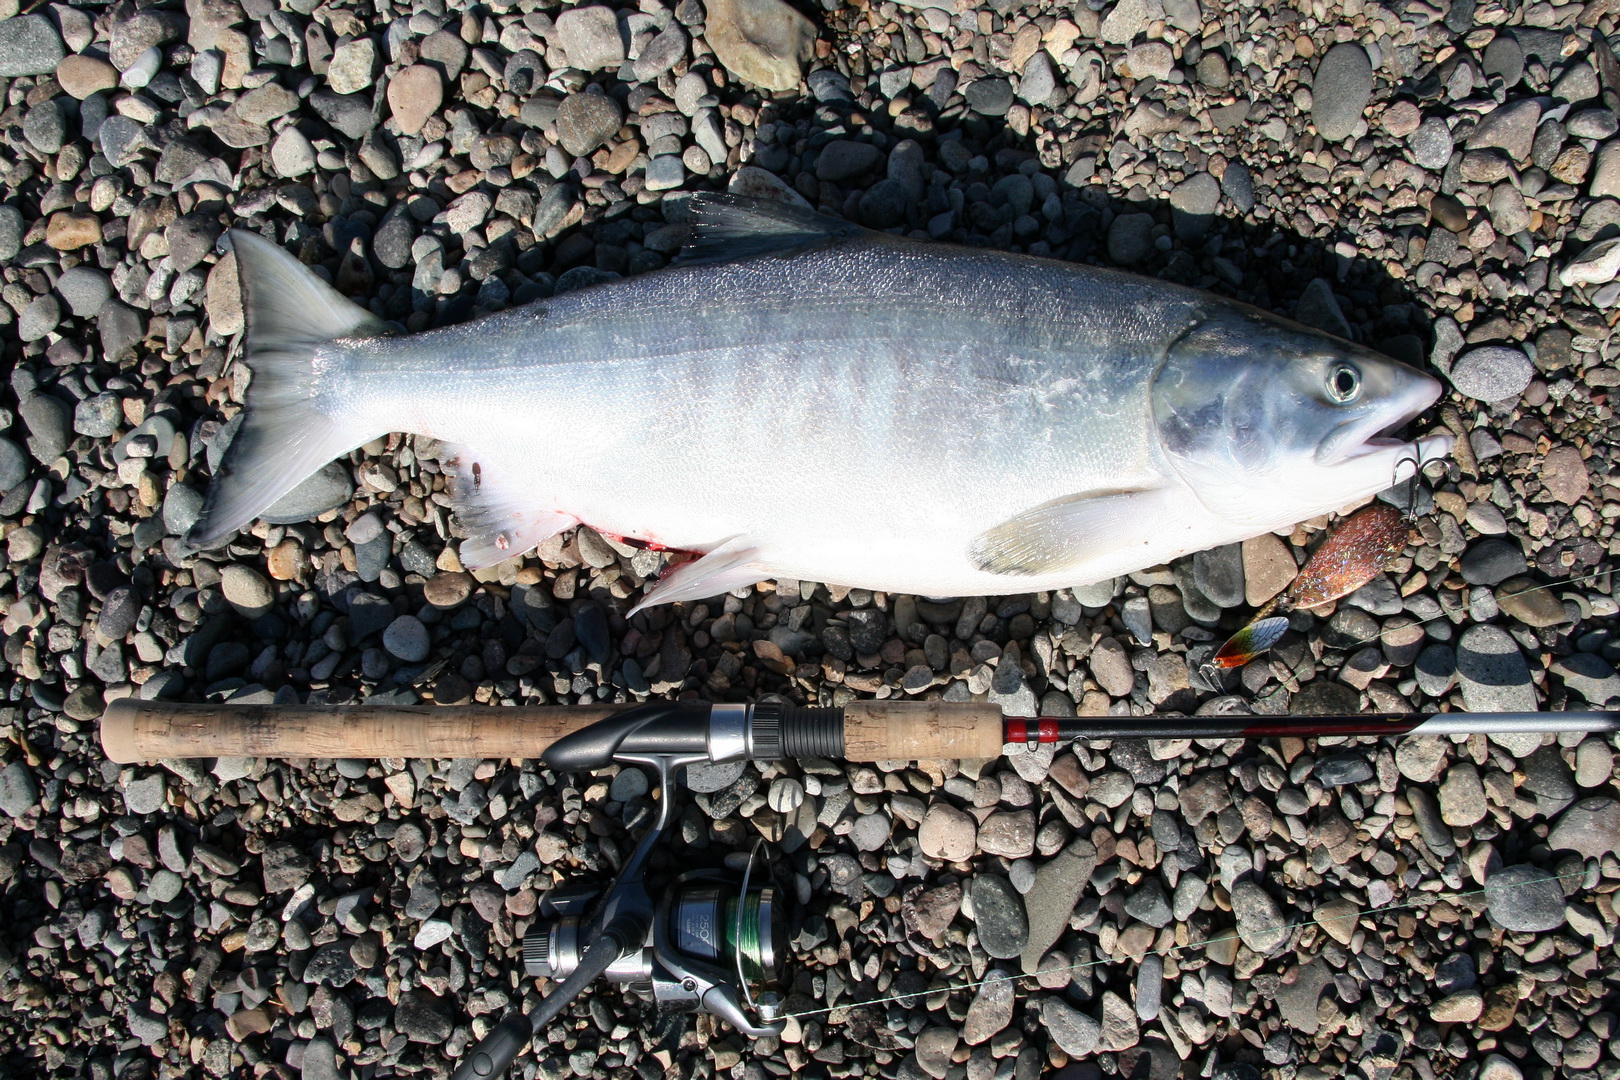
[967,488,1176,576]
[630,536,766,615]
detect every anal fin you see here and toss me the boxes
[967,487,1175,576]
[630,536,766,615]
[441,446,575,569]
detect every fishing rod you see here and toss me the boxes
[100,697,1619,765]
[99,698,1618,1080]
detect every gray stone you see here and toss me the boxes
[1100,0,1164,45]
[1018,52,1056,107]
[964,77,1014,117]
[1135,953,1163,1021]
[1021,839,1096,972]
[1409,117,1455,170]
[1449,346,1533,402]
[221,565,274,619]
[1456,624,1537,712]
[1169,173,1220,239]
[1520,745,1574,811]
[264,462,353,524]
[1466,100,1540,161]
[1548,798,1620,858]
[1575,740,1614,788]
[0,205,21,262]
[914,1028,958,1079]
[0,16,64,77]
[1313,752,1373,787]
[73,394,123,438]
[816,139,882,182]
[1484,865,1566,932]
[849,813,891,852]
[23,100,65,154]
[960,970,1014,1044]
[163,484,204,536]
[0,438,27,493]
[301,1037,341,1080]
[262,842,313,892]
[970,875,1027,959]
[325,36,376,94]
[18,295,60,342]
[1312,44,1374,142]
[1108,212,1156,266]
[1230,880,1286,954]
[383,616,430,662]
[20,394,70,463]
[1482,35,1524,87]
[122,773,165,815]
[55,266,113,317]
[1193,544,1245,608]
[554,6,625,71]
[633,24,686,81]
[1552,653,1620,706]
[1124,879,1173,928]
[1460,540,1527,585]
[1042,997,1101,1057]
[0,760,39,817]
[644,154,685,192]
[1294,277,1352,338]
[1221,163,1254,212]
[557,91,623,157]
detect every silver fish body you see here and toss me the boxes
[192,197,1451,610]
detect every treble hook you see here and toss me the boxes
[1391,448,1425,525]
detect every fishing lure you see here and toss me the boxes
[1212,503,1411,669]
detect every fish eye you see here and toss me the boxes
[1326,363,1361,404]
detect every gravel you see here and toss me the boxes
[0,0,1614,1076]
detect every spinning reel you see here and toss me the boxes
[451,701,832,1080]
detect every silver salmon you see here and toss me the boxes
[190,195,1451,611]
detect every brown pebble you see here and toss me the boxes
[46,211,102,250]
[423,571,474,608]
[388,64,443,137]
[265,539,307,581]
[55,54,117,98]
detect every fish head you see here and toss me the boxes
[1150,307,1453,532]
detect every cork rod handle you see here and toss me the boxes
[840,701,1004,761]
[100,699,621,763]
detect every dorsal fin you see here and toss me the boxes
[677,193,867,266]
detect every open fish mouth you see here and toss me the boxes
[1322,427,1454,485]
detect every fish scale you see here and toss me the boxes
[188,195,1451,610]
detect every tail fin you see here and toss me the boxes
[186,230,391,550]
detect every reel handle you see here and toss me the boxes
[450,1012,532,1080]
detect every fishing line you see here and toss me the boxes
[1314,565,1614,660]
[777,866,1597,1022]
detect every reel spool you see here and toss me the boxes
[524,865,786,1024]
